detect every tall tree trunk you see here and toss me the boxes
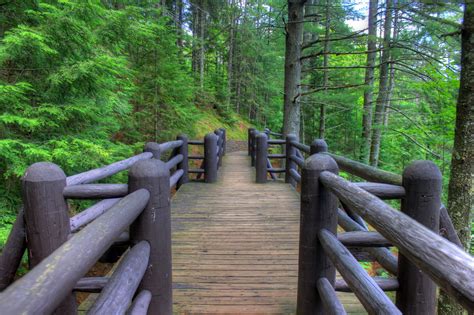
[319,0,330,139]
[369,0,392,167]
[227,0,236,107]
[176,0,184,49]
[384,0,398,128]
[199,1,205,89]
[283,0,307,138]
[438,2,474,314]
[360,0,378,163]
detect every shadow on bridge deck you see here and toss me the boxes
[171,151,365,314]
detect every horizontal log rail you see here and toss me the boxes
[87,241,150,315]
[267,139,286,145]
[70,198,121,232]
[319,229,401,314]
[63,184,129,199]
[188,140,204,145]
[0,189,150,314]
[0,128,225,313]
[335,277,399,292]
[127,290,152,314]
[250,129,472,314]
[66,152,153,186]
[320,169,474,312]
[165,153,184,170]
[159,140,183,153]
[251,128,461,249]
[317,278,347,315]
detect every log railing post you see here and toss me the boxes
[248,128,255,156]
[310,139,328,155]
[220,128,226,156]
[22,162,77,314]
[285,134,297,187]
[128,159,172,315]
[396,160,442,314]
[297,154,339,315]
[144,142,161,159]
[204,132,218,183]
[215,129,223,168]
[176,134,189,189]
[250,130,257,166]
[256,132,268,183]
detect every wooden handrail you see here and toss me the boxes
[0,189,150,314]
[88,241,150,314]
[63,184,129,199]
[66,152,153,186]
[70,198,121,232]
[320,170,474,311]
[319,229,401,314]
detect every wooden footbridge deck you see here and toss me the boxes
[172,151,364,313]
[0,127,473,315]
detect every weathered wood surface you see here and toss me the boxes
[171,151,365,314]
[87,241,150,315]
[0,208,26,291]
[0,189,150,315]
[66,152,153,186]
[321,171,474,311]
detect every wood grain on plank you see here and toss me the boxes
[171,151,365,314]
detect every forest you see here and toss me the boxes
[0,0,472,313]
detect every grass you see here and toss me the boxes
[193,108,251,140]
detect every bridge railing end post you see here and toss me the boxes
[297,153,339,314]
[128,159,172,314]
[396,160,442,314]
[256,133,268,183]
[204,132,218,183]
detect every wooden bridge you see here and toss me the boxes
[0,127,473,315]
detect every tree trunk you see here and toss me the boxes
[319,0,330,139]
[369,0,392,167]
[360,0,378,163]
[199,1,205,90]
[227,0,236,107]
[438,2,474,314]
[176,0,184,49]
[283,0,307,138]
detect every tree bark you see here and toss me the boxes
[438,2,474,314]
[369,0,392,167]
[319,0,330,139]
[227,0,236,107]
[283,0,307,139]
[360,0,378,163]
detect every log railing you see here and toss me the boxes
[249,128,473,314]
[0,128,225,314]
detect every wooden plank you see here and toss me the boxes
[171,151,365,314]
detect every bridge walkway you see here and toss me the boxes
[171,151,365,314]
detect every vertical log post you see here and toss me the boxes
[22,162,77,314]
[144,142,161,159]
[215,129,223,168]
[297,154,339,315]
[250,130,257,166]
[310,139,328,155]
[176,134,189,189]
[220,128,226,156]
[256,132,268,183]
[248,128,255,156]
[204,132,218,183]
[396,160,442,314]
[285,134,297,187]
[128,159,172,315]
